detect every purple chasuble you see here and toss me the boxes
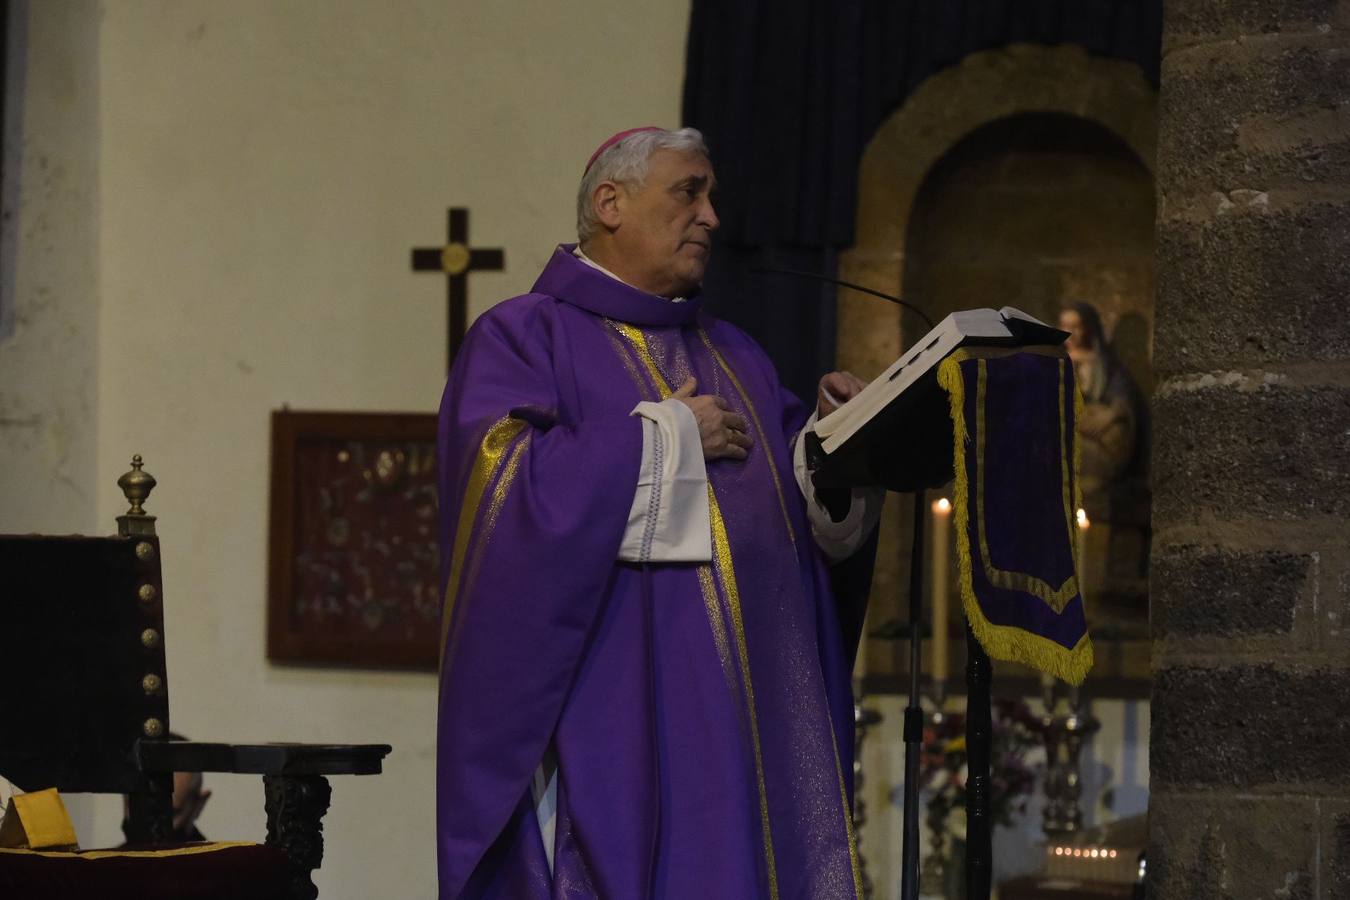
[436,246,864,899]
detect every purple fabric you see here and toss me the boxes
[436,246,863,899]
[952,351,1092,670]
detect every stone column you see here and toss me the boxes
[1150,1,1350,897]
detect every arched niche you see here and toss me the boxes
[841,44,1157,692]
[905,111,1156,394]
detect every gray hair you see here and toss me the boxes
[575,127,709,242]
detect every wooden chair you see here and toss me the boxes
[0,456,391,900]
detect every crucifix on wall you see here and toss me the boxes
[411,207,505,373]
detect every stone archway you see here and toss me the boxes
[840,42,1156,377]
[839,44,1158,682]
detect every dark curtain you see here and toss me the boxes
[682,0,1162,403]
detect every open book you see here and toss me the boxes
[812,306,1067,457]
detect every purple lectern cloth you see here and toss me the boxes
[938,348,1094,685]
[436,246,864,899]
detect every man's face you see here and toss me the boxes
[613,149,719,298]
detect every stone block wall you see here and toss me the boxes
[1150,1,1350,896]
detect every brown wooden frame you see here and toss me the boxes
[267,410,439,670]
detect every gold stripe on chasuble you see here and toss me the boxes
[942,348,1079,612]
[608,321,781,900]
[608,322,674,401]
[697,565,740,720]
[439,416,529,667]
[706,489,780,900]
[446,434,531,670]
[699,326,862,893]
[697,328,797,550]
[829,722,865,899]
[604,326,652,400]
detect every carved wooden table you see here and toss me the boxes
[139,741,391,900]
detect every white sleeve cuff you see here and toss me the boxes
[794,410,885,564]
[619,399,712,563]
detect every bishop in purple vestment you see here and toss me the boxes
[436,127,883,899]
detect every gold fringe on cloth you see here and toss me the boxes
[937,349,1094,685]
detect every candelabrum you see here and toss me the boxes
[1040,680,1099,837]
[853,701,883,899]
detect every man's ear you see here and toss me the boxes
[592,181,622,231]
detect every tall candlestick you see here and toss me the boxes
[931,497,952,684]
[1075,508,1090,600]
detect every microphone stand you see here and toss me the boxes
[898,508,994,900]
[965,627,994,898]
[899,490,925,900]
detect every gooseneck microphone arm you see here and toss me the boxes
[749,266,937,331]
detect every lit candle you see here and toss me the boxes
[931,497,952,684]
[1075,508,1090,599]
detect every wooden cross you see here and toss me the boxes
[411,207,505,372]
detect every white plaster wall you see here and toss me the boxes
[0,0,104,843]
[2,2,691,897]
[0,0,101,535]
[858,694,1149,898]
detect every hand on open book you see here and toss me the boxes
[673,377,753,461]
[817,371,867,418]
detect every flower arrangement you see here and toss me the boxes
[918,697,1045,839]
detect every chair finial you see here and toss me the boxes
[117,455,158,536]
[118,455,157,515]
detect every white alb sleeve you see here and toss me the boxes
[793,410,886,563]
[619,399,712,563]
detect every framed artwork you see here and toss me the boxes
[267,410,441,670]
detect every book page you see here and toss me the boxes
[998,306,1050,326]
[815,308,1010,453]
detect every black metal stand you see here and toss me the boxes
[897,492,994,900]
[965,627,993,898]
[899,491,925,900]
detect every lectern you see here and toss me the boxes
[810,334,1094,900]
